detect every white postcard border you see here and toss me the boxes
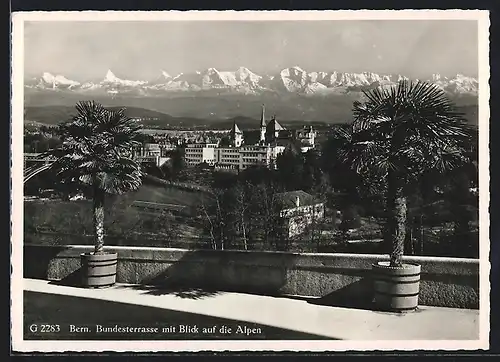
[11,9,491,353]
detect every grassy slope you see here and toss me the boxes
[128,183,205,207]
[24,180,208,247]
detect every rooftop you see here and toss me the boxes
[276,190,319,208]
[266,118,286,132]
[230,122,243,135]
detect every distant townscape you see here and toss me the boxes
[26,104,318,172]
[182,105,316,171]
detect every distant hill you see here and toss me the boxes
[24,105,211,129]
[24,105,177,124]
[457,104,478,125]
[24,100,479,130]
[24,105,332,130]
[24,105,78,125]
[23,89,359,123]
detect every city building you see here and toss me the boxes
[183,104,317,171]
[276,190,325,238]
[141,143,162,157]
[261,104,317,152]
[214,146,240,171]
[294,126,317,152]
[134,143,171,167]
[184,142,218,166]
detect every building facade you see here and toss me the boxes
[295,126,317,152]
[184,142,218,166]
[183,104,317,171]
[277,190,325,238]
[214,146,240,170]
[133,143,171,167]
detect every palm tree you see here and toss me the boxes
[49,101,143,254]
[336,80,475,266]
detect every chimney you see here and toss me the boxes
[296,196,300,208]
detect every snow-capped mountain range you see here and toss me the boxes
[25,66,478,96]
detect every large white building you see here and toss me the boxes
[183,105,317,171]
[184,142,218,166]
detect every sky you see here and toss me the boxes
[24,20,479,81]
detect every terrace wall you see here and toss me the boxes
[24,244,480,309]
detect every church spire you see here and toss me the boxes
[259,104,266,143]
[260,104,266,128]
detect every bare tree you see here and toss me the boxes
[250,182,283,250]
[230,181,251,250]
[199,188,226,250]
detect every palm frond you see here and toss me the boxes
[336,80,475,185]
[48,101,144,195]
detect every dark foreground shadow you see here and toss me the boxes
[304,278,427,315]
[24,245,72,280]
[39,248,294,300]
[23,291,337,340]
[109,264,222,299]
[212,273,379,312]
[114,283,221,300]
[220,280,378,312]
[49,274,221,300]
[33,247,388,311]
[307,278,377,311]
[48,268,83,287]
[112,265,378,311]
[108,248,294,300]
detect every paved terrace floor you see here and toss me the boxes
[23,278,479,341]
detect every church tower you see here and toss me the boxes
[259,104,266,143]
[230,120,243,147]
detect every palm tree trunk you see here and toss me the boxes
[386,171,407,266]
[93,188,105,254]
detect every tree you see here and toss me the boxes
[339,204,361,238]
[170,148,186,180]
[48,101,143,254]
[199,188,228,250]
[276,146,304,191]
[239,165,274,186]
[302,149,324,193]
[336,80,474,266]
[321,126,361,192]
[135,133,155,145]
[251,181,286,251]
[227,181,252,250]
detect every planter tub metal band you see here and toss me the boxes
[372,261,421,312]
[81,253,118,288]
